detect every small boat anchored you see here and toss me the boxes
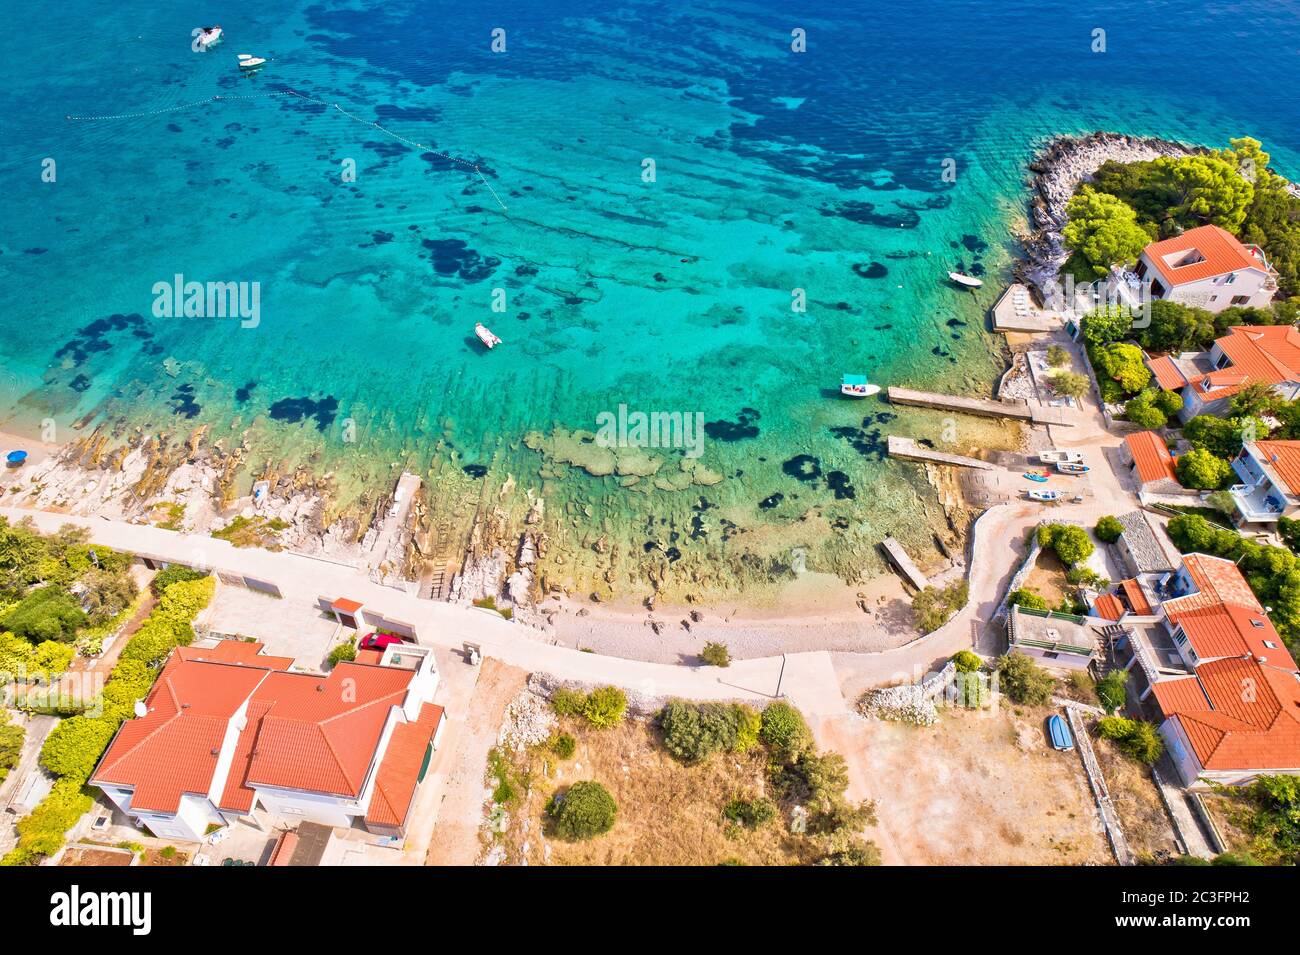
[947,271,983,289]
[1027,488,1063,503]
[474,323,502,350]
[237,53,267,71]
[1038,449,1084,465]
[840,374,880,398]
[196,26,223,50]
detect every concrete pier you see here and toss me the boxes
[879,536,929,590]
[887,386,1075,426]
[886,435,996,470]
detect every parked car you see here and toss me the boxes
[359,631,409,651]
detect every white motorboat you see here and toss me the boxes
[1038,449,1084,465]
[474,323,502,349]
[947,271,983,288]
[1027,489,1063,503]
[1056,461,1090,475]
[196,26,223,49]
[840,373,880,398]
[237,53,267,70]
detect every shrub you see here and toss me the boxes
[1098,716,1164,764]
[995,652,1055,706]
[327,640,356,667]
[1007,587,1049,611]
[759,701,812,761]
[700,641,730,667]
[2,777,92,866]
[1096,670,1129,714]
[1094,515,1124,543]
[550,732,576,759]
[1049,370,1089,400]
[0,720,23,783]
[150,565,207,597]
[911,579,969,633]
[723,796,776,829]
[580,686,627,728]
[1093,341,1151,395]
[1047,344,1070,367]
[660,701,754,763]
[1125,389,1168,429]
[550,688,585,717]
[1,586,87,643]
[39,716,117,782]
[547,781,617,840]
[951,650,982,673]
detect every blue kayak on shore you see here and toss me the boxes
[1048,714,1074,752]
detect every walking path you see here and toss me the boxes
[1063,702,1134,866]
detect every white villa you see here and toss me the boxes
[1229,439,1300,526]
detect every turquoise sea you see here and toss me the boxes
[3,0,1299,602]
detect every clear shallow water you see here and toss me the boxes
[2,0,1299,601]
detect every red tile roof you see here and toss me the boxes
[1125,431,1178,484]
[239,663,415,798]
[1167,553,1263,616]
[1147,355,1189,391]
[1093,594,1124,621]
[176,640,294,671]
[92,657,273,813]
[1162,554,1298,668]
[1121,578,1154,616]
[1252,440,1300,497]
[1162,657,1300,771]
[1143,225,1271,287]
[365,703,445,829]
[1189,326,1300,401]
[332,597,364,614]
[1152,676,1211,715]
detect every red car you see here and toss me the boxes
[359,631,408,651]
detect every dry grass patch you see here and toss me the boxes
[1089,725,1178,861]
[486,717,841,866]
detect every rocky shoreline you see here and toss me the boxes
[1014,131,1198,293]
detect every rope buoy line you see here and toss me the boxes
[65,87,479,171]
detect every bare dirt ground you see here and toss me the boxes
[424,658,528,866]
[822,705,1112,865]
[1090,727,1179,862]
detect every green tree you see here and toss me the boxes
[1097,716,1164,763]
[547,781,617,841]
[1,586,87,644]
[1093,342,1151,395]
[1094,515,1124,543]
[1157,154,1254,231]
[1062,188,1153,277]
[1229,381,1282,420]
[1139,300,1216,353]
[1049,370,1089,400]
[1047,344,1070,367]
[580,686,627,728]
[1080,305,1135,346]
[1177,447,1233,490]
[1125,389,1168,429]
[951,650,982,673]
[1038,523,1094,565]
[995,652,1055,706]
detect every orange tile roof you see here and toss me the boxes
[1147,355,1189,391]
[1152,676,1211,714]
[332,597,364,614]
[1143,225,1271,287]
[1121,578,1154,616]
[1252,440,1300,497]
[355,649,384,665]
[239,663,415,798]
[1092,594,1124,621]
[176,640,294,671]
[1124,431,1178,484]
[1189,326,1300,401]
[1167,553,1263,616]
[92,658,272,813]
[365,703,445,829]
[269,831,298,866]
[1163,657,1300,771]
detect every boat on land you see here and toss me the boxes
[1027,488,1063,503]
[5,450,27,468]
[1023,472,1049,483]
[1056,461,1090,474]
[196,26,223,49]
[840,374,881,398]
[474,323,502,349]
[947,271,983,289]
[237,53,266,70]
[1048,714,1074,751]
[1038,449,1084,465]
